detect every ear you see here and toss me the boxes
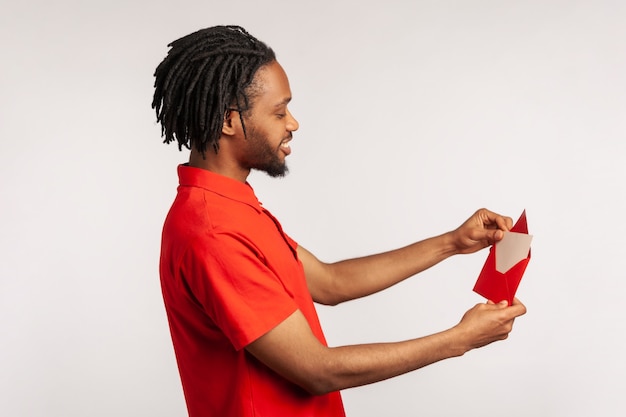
[222,109,238,136]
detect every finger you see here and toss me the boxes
[511,298,527,316]
[477,208,499,227]
[480,209,509,232]
[476,228,502,245]
[486,299,508,307]
[499,302,526,320]
[483,209,511,232]
[494,215,512,232]
[478,208,512,232]
[511,298,526,308]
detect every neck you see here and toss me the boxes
[188,148,250,183]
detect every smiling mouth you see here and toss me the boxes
[280,135,292,155]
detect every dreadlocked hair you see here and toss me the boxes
[152,25,276,155]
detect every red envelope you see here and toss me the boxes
[473,210,531,305]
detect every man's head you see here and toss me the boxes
[228,61,298,178]
[152,25,276,156]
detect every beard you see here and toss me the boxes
[244,127,289,178]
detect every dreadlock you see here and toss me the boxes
[152,25,276,155]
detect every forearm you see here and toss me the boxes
[248,309,469,395]
[303,209,512,305]
[326,232,458,304]
[314,327,466,394]
[316,298,526,393]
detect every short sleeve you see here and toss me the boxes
[180,230,298,351]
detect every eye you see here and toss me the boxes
[276,113,286,119]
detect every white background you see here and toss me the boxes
[1,1,625,416]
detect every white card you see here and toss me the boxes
[495,231,533,273]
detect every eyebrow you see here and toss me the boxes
[274,97,292,108]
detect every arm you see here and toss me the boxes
[301,208,513,306]
[246,299,527,395]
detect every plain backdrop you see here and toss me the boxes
[1,1,625,416]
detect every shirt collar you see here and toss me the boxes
[177,164,262,212]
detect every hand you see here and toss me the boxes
[450,208,513,255]
[454,298,527,352]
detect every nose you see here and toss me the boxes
[287,109,299,132]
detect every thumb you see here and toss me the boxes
[498,300,509,307]
[492,229,504,242]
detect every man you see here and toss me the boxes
[153,25,526,417]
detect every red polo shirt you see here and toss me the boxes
[160,165,345,417]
